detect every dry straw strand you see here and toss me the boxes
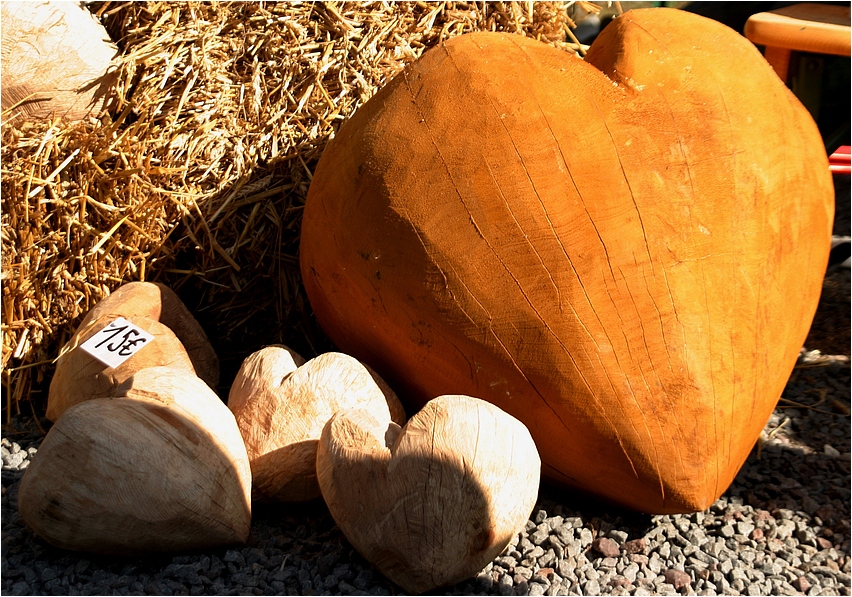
[2,1,595,416]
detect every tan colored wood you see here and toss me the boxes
[316,395,540,594]
[745,3,850,82]
[18,368,251,555]
[228,348,407,502]
[73,281,220,387]
[46,314,197,422]
[300,9,834,514]
[1,1,118,122]
[46,281,219,422]
[745,4,851,56]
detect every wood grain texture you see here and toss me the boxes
[299,9,834,513]
[73,282,220,388]
[744,4,850,57]
[47,282,219,422]
[228,348,407,502]
[316,395,540,595]
[46,315,197,422]
[1,1,118,121]
[19,368,251,555]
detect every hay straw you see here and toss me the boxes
[755,416,790,460]
[2,1,605,416]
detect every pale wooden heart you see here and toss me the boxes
[1,2,117,121]
[316,395,540,594]
[47,314,197,421]
[228,347,406,502]
[47,281,219,422]
[300,9,834,513]
[19,367,251,555]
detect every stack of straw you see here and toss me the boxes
[1,1,608,419]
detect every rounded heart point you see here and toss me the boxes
[19,368,251,554]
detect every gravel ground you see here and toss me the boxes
[2,268,849,597]
[3,177,850,596]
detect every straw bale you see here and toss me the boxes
[1,1,599,417]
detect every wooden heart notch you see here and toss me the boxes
[228,347,406,502]
[300,9,834,513]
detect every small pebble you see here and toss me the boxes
[623,538,647,554]
[823,444,840,457]
[665,568,692,590]
[591,537,620,558]
[584,579,601,595]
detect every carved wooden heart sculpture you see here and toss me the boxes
[19,367,251,554]
[300,9,834,513]
[48,281,219,422]
[228,347,406,502]
[316,395,540,594]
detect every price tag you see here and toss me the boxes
[79,317,155,369]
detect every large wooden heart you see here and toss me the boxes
[299,9,834,513]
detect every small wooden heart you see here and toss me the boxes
[47,281,218,422]
[228,347,407,502]
[317,395,540,594]
[19,368,251,555]
[47,314,197,421]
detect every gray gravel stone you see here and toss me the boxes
[583,578,601,595]
[777,520,798,540]
[737,521,756,537]
[554,525,573,545]
[531,526,550,546]
[622,563,639,583]
[514,566,533,581]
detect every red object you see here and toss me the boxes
[829,145,851,175]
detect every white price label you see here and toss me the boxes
[79,317,155,369]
